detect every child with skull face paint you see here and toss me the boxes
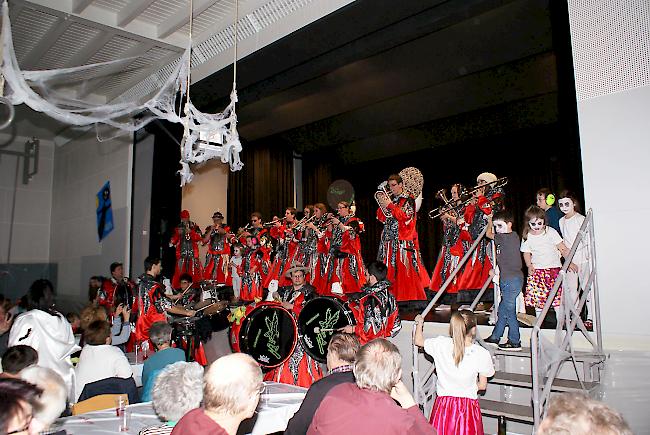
[558,191,592,326]
[520,206,577,322]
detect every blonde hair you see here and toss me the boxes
[449,310,477,366]
[354,339,402,393]
[203,354,263,416]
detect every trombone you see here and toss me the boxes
[428,189,464,220]
[427,177,508,219]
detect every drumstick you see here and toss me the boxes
[174,286,194,305]
[313,327,336,333]
[194,302,216,312]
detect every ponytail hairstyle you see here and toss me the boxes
[522,205,546,241]
[449,310,477,366]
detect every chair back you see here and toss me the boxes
[72,394,128,415]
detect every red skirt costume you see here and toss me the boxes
[263,286,323,388]
[240,247,270,302]
[320,216,366,296]
[264,225,300,288]
[377,195,429,301]
[203,225,231,284]
[134,274,169,345]
[430,396,484,435]
[430,218,465,304]
[456,197,494,304]
[170,217,204,288]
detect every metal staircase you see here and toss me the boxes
[413,209,607,433]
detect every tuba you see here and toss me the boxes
[374,181,392,218]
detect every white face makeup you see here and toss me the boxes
[528,218,545,232]
[493,220,509,234]
[558,198,574,214]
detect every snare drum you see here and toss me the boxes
[297,297,355,363]
[237,303,297,368]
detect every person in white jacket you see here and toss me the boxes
[74,319,133,402]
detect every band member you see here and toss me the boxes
[170,210,204,288]
[203,211,231,284]
[135,256,196,348]
[169,273,201,307]
[303,204,314,220]
[430,184,466,303]
[321,201,366,295]
[265,264,323,388]
[456,172,503,303]
[240,236,270,302]
[266,208,300,287]
[303,203,328,288]
[98,262,136,313]
[229,243,244,300]
[344,261,401,345]
[376,174,429,301]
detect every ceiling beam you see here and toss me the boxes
[106,51,182,102]
[157,0,221,39]
[72,0,94,14]
[64,30,114,67]
[116,0,156,27]
[21,18,71,69]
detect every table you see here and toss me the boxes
[54,382,307,434]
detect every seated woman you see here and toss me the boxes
[139,361,204,435]
[141,322,185,402]
[74,320,133,402]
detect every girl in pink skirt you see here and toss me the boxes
[520,206,577,321]
[414,310,495,435]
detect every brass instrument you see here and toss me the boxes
[292,214,316,231]
[374,181,392,218]
[427,177,508,219]
[235,223,253,239]
[262,217,286,227]
[464,177,508,198]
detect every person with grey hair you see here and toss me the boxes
[308,338,434,435]
[141,322,185,402]
[139,362,204,435]
[19,366,67,433]
[172,353,263,435]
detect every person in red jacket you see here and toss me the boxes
[376,174,429,301]
[202,211,232,284]
[98,262,136,314]
[344,261,401,344]
[169,210,204,288]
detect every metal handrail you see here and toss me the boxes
[530,209,604,429]
[413,225,490,407]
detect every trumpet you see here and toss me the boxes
[263,217,286,227]
[292,214,316,231]
[428,189,464,220]
[235,223,253,239]
[375,181,392,218]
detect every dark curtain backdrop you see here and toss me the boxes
[302,124,584,270]
[227,137,294,228]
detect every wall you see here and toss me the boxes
[130,133,154,279]
[181,159,228,260]
[49,130,132,310]
[567,0,650,349]
[0,133,54,298]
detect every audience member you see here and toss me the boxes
[141,322,185,402]
[66,312,81,334]
[538,392,632,435]
[74,320,132,402]
[0,377,42,435]
[8,281,78,398]
[1,345,38,376]
[308,338,434,435]
[79,304,130,349]
[0,298,14,356]
[285,333,360,435]
[110,302,132,349]
[172,353,263,435]
[20,366,68,432]
[139,362,204,435]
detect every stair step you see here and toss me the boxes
[490,371,598,392]
[480,398,533,423]
[492,346,606,363]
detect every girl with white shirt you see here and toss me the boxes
[558,191,592,326]
[414,310,495,435]
[520,206,577,321]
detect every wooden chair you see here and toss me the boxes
[72,394,129,415]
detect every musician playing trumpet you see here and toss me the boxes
[169,209,204,289]
[376,174,429,301]
[202,211,232,284]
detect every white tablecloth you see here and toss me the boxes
[54,382,307,434]
[126,352,143,387]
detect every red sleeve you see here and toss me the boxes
[170,228,180,245]
[405,405,436,434]
[376,207,387,223]
[387,201,411,223]
[477,195,492,215]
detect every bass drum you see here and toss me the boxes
[297,297,355,363]
[238,303,297,368]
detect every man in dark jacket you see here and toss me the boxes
[284,333,360,435]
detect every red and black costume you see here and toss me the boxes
[320,215,365,296]
[264,283,323,388]
[377,194,429,301]
[203,224,231,284]
[98,276,136,313]
[240,245,270,302]
[265,224,301,288]
[430,215,464,304]
[134,273,171,344]
[170,213,204,288]
[348,279,401,345]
